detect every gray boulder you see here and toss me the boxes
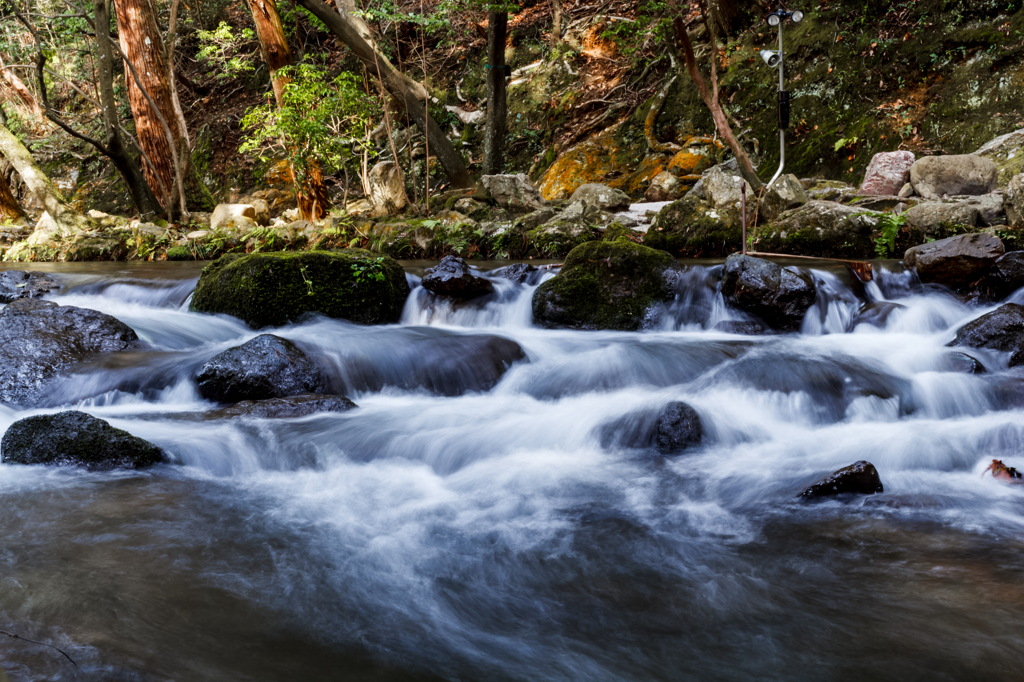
[481,174,547,213]
[0,299,139,407]
[903,202,979,234]
[958,194,1006,227]
[645,171,684,202]
[1006,174,1024,228]
[1,411,164,469]
[800,461,884,499]
[569,183,631,212]
[948,303,1024,366]
[860,151,915,196]
[512,207,557,231]
[421,256,495,298]
[975,127,1024,186]
[910,155,998,199]
[758,173,809,222]
[0,270,60,303]
[703,165,755,210]
[196,334,328,403]
[903,233,1003,288]
[720,255,816,331]
[753,201,875,259]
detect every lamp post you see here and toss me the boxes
[760,8,804,189]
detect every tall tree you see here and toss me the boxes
[294,0,473,189]
[245,0,330,219]
[483,9,507,175]
[114,0,215,212]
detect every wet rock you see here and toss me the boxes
[189,250,410,328]
[985,251,1024,299]
[753,201,876,259]
[367,161,409,215]
[1006,174,1024,228]
[903,202,979,234]
[645,171,683,202]
[943,352,985,374]
[860,151,916,196]
[643,195,739,258]
[569,183,631,212]
[758,174,809,222]
[196,334,328,403]
[849,301,906,330]
[211,394,357,419]
[903,233,1003,288]
[712,320,769,335]
[720,255,816,332]
[655,401,704,453]
[799,461,884,499]
[948,303,1024,366]
[0,270,59,303]
[910,155,998,199]
[532,240,680,331]
[491,262,538,284]
[481,174,547,213]
[1,411,163,469]
[421,256,495,298]
[0,299,139,407]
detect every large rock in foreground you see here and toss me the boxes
[421,255,495,298]
[1,411,164,469]
[0,299,139,406]
[948,303,1024,366]
[0,270,60,303]
[189,251,410,328]
[910,154,998,199]
[720,255,816,332]
[903,233,1003,288]
[800,461,884,499]
[532,241,680,330]
[196,334,328,403]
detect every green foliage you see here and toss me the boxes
[195,22,258,80]
[350,256,389,284]
[855,211,908,258]
[241,226,282,253]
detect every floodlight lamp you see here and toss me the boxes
[767,13,780,26]
[760,49,781,67]
[791,10,804,22]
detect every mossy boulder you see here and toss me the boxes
[189,250,410,328]
[753,200,878,259]
[532,240,680,330]
[525,220,602,258]
[165,245,194,261]
[1,410,164,469]
[642,195,740,257]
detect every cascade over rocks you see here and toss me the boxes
[1,410,164,469]
[189,250,409,328]
[800,461,884,499]
[860,151,916,196]
[948,303,1024,366]
[849,301,906,330]
[655,401,704,453]
[210,394,357,419]
[481,174,547,213]
[597,401,705,452]
[0,298,139,407]
[568,183,631,212]
[0,270,59,303]
[421,256,495,298]
[903,233,1003,288]
[910,155,998,199]
[196,334,328,403]
[720,255,816,332]
[532,240,680,331]
[490,262,539,284]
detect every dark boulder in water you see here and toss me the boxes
[210,394,357,419]
[0,298,140,407]
[598,400,705,453]
[189,250,410,328]
[655,402,704,453]
[421,256,495,298]
[196,334,328,403]
[491,262,540,285]
[983,251,1024,301]
[720,255,816,332]
[943,352,986,374]
[800,460,884,499]
[1,410,164,469]
[948,303,1024,366]
[532,240,680,331]
[0,270,60,303]
[903,232,1003,289]
[713,320,769,335]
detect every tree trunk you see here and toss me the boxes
[0,121,90,234]
[484,11,507,175]
[294,0,473,189]
[0,54,44,123]
[672,15,762,191]
[335,0,429,102]
[114,0,215,212]
[550,0,562,48]
[0,171,26,221]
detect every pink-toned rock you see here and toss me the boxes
[860,151,916,196]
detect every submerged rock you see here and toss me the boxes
[0,299,139,407]
[0,270,60,303]
[903,233,1003,288]
[196,334,328,403]
[189,250,410,328]
[421,255,495,298]
[655,401,704,453]
[210,394,357,419]
[1,410,164,469]
[800,461,884,499]
[849,301,906,330]
[597,400,705,453]
[944,352,985,374]
[948,303,1024,366]
[490,262,539,285]
[720,255,816,332]
[532,240,680,330]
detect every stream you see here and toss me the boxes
[1,258,1023,681]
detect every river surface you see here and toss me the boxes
[1,258,1023,681]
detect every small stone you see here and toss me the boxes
[898,182,915,198]
[800,461,884,499]
[187,230,211,241]
[421,255,495,298]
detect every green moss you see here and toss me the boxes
[603,222,635,241]
[189,250,411,328]
[525,222,600,258]
[642,196,741,257]
[166,245,194,261]
[532,240,678,330]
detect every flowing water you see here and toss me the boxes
[1,258,1024,681]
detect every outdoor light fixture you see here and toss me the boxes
[761,7,805,188]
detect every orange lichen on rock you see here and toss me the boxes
[667,150,709,177]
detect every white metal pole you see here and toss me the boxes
[767,20,785,189]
